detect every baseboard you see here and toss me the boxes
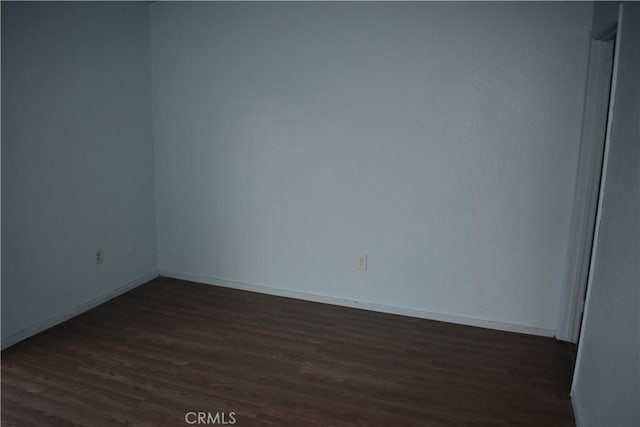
[571,390,584,427]
[1,270,160,350]
[160,271,555,338]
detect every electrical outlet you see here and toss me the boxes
[357,254,367,271]
[96,249,103,265]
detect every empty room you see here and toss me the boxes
[1,1,638,426]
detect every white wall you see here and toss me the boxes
[151,2,593,333]
[572,3,640,426]
[1,2,157,348]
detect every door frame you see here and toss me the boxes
[556,21,618,343]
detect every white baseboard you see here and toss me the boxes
[1,270,160,350]
[160,271,555,338]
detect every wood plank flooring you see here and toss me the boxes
[1,277,576,426]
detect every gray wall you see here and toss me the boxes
[572,3,640,426]
[151,2,593,333]
[592,1,619,35]
[1,2,157,346]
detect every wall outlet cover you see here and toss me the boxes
[357,255,367,271]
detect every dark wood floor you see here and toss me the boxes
[2,277,576,426]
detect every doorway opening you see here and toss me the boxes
[556,24,618,345]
